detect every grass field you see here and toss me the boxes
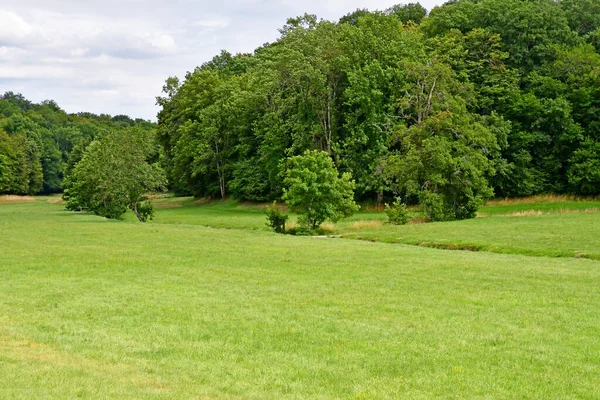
[1,197,600,398]
[150,196,600,260]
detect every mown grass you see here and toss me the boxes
[340,213,600,259]
[151,195,600,260]
[480,195,600,216]
[2,199,600,398]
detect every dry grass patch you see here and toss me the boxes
[154,202,185,209]
[559,208,600,214]
[486,194,598,206]
[285,221,299,232]
[0,195,36,204]
[409,216,429,225]
[348,220,383,230]
[486,208,600,217]
[319,223,337,233]
[505,210,545,217]
[46,197,66,205]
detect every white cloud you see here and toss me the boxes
[0,1,445,120]
[148,33,176,51]
[0,45,28,61]
[0,64,72,79]
[0,9,44,46]
[70,48,89,57]
[194,17,230,30]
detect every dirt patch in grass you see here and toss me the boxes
[0,195,36,204]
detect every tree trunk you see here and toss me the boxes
[132,202,143,222]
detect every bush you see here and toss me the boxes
[282,150,359,230]
[285,222,313,236]
[265,202,288,234]
[385,198,410,225]
[133,200,155,222]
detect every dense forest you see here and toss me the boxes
[157,0,600,219]
[4,0,600,222]
[0,92,155,196]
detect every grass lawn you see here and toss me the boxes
[1,198,600,398]
[151,196,600,260]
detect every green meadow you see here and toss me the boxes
[1,197,600,398]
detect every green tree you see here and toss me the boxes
[388,3,427,25]
[282,150,358,230]
[424,0,576,72]
[0,93,151,195]
[382,60,498,221]
[64,128,165,222]
[568,140,600,195]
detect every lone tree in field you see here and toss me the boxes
[63,128,165,222]
[282,150,359,230]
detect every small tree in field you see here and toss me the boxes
[265,201,288,233]
[63,128,165,222]
[282,150,359,230]
[385,198,410,225]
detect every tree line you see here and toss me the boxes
[156,0,600,221]
[0,92,155,196]
[5,0,600,224]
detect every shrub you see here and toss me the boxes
[265,202,288,234]
[285,223,313,236]
[282,150,359,230]
[132,200,155,222]
[385,198,410,225]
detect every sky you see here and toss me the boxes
[0,0,445,120]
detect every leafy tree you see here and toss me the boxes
[0,130,13,192]
[425,0,577,72]
[561,0,600,37]
[568,140,600,194]
[282,150,358,230]
[1,92,32,112]
[382,60,498,220]
[388,3,427,25]
[64,128,165,222]
[154,2,600,212]
[0,93,153,195]
[265,202,289,233]
[339,9,371,26]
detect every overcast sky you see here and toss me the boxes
[0,1,444,120]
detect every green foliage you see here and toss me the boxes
[568,140,600,195]
[64,128,166,222]
[0,129,43,195]
[282,150,359,230]
[265,201,288,233]
[388,3,427,25]
[0,92,153,195]
[381,59,497,221]
[132,200,156,223]
[5,1,600,210]
[384,198,410,225]
[146,0,600,212]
